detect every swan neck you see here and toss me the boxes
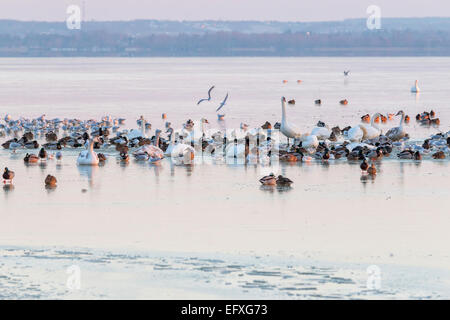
[281,100,286,122]
[399,113,405,127]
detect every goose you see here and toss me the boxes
[3,167,14,184]
[276,175,293,187]
[280,97,302,145]
[45,175,57,187]
[259,173,277,186]
[77,139,99,166]
[386,111,407,141]
[411,80,420,93]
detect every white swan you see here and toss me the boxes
[310,126,331,140]
[386,110,407,141]
[226,140,246,158]
[77,139,99,166]
[361,113,382,140]
[411,80,420,93]
[171,143,195,165]
[280,97,302,144]
[301,135,319,149]
[347,125,366,142]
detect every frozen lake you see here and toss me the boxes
[0,57,449,299]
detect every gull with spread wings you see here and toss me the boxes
[216,93,229,112]
[197,86,215,105]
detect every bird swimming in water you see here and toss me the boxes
[197,86,215,105]
[45,175,57,187]
[259,173,277,186]
[39,148,47,161]
[3,167,14,184]
[344,70,350,76]
[216,93,229,112]
[360,159,369,172]
[367,163,377,175]
[276,175,293,187]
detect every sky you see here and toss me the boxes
[1,0,449,21]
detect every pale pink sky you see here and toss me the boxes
[1,0,449,21]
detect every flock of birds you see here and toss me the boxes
[1,77,449,190]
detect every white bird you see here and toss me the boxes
[361,113,382,140]
[347,125,366,142]
[411,80,420,93]
[311,126,331,140]
[77,139,99,166]
[280,97,302,145]
[386,110,407,141]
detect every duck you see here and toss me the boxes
[360,159,369,172]
[397,149,415,159]
[367,148,383,161]
[119,152,130,163]
[276,175,293,187]
[261,121,272,130]
[45,175,57,187]
[288,99,295,105]
[339,99,348,105]
[39,148,47,161]
[432,151,446,159]
[25,140,40,149]
[386,110,407,141]
[411,80,420,93]
[367,163,377,175]
[45,131,58,142]
[97,153,107,162]
[3,167,14,184]
[56,151,63,161]
[24,153,40,163]
[259,173,277,186]
[315,99,322,105]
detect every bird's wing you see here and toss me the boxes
[207,86,215,99]
[215,93,229,112]
[222,93,229,103]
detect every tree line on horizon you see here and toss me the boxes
[1,29,449,57]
